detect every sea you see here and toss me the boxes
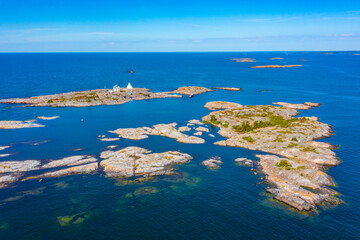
[0,52,359,240]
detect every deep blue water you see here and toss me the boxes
[0,52,359,239]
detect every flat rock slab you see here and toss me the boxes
[172,86,213,96]
[251,65,302,68]
[110,123,205,144]
[212,87,242,91]
[100,146,192,178]
[204,101,243,110]
[273,102,321,110]
[0,120,44,129]
[230,58,255,62]
[36,116,60,120]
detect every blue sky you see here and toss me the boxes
[0,0,359,52]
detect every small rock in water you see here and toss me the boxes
[202,156,223,169]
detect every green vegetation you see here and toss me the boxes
[301,146,318,154]
[275,159,295,170]
[231,111,300,133]
[273,135,285,142]
[242,136,255,143]
[287,143,298,148]
[291,137,298,141]
[47,99,53,103]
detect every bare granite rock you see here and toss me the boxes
[171,86,213,96]
[0,146,10,151]
[36,116,60,120]
[202,156,223,169]
[195,126,209,132]
[204,101,243,110]
[194,132,202,136]
[202,102,341,211]
[230,58,255,62]
[42,155,97,169]
[235,158,253,166]
[100,146,192,178]
[188,119,204,125]
[0,160,41,173]
[110,123,205,144]
[272,102,321,110]
[0,120,45,129]
[30,163,98,179]
[0,174,22,188]
[178,126,191,132]
[251,65,302,68]
[212,87,242,91]
[98,138,120,142]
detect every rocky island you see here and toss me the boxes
[230,58,256,62]
[251,65,302,68]
[0,147,192,188]
[202,101,341,211]
[0,86,212,107]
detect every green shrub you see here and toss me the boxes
[291,137,298,142]
[242,136,255,143]
[47,99,53,103]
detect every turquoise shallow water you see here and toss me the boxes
[0,52,360,239]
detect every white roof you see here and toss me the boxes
[127,83,133,89]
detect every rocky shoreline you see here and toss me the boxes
[202,101,341,211]
[0,86,212,107]
[251,65,302,68]
[0,147,192,188]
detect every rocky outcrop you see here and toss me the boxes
[273,102,321,110]
[36,116,60,120]
[98,137,120,142]
[0,120,44,129]
[251,65,302,68]
[110,123,205,144]
[34,163,98,178]
[204,101,243,110]
[202,102,341,211]
[212,87,242,91]
[0,160,41,173]
[230,58,255,62]
[171,86,213,96]
[202,156,223,169]
[235,158,253,166]
[270,57,284,60]
[195,126,209,132]
[42,155,97,169]
[0,146,10,151]
[99,146,192,178]
[257,154,339,211]
[187,119,204,125]
[0,174,22,188]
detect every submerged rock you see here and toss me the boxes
[202,156,223,169]
[0,120,44,129]
[100,146,192,178]
[133,186,159,196]
[235,158,253,166]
